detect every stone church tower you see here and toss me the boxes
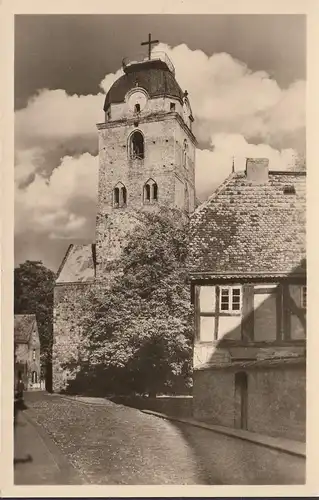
[95,48,196,274]
[52,42,197,392]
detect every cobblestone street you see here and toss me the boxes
[14,391,213,485]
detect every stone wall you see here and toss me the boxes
[193,364,306,441]
[53,282,95,393]
[96,114,196,273]
[110,395,193,419]
[248,366,306,441]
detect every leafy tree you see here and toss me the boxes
[14,260,55,380]
[75,209,193,396]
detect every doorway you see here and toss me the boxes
[235,371,248,430]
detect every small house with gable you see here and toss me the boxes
[14,314,42,390]
[189,158,306,442]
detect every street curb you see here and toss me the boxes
[140,409,306,459]
[54,393,117,407]
[23,408,89,484]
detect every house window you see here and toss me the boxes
[32,371,37,384]
[301,286,307,309]
[220,286,242,313]
[32,349,36,361]
[134,103,140,114]
[129,131,144,160]
[170,102,176,111]
[113,182,127,208]
[144,179,158,203]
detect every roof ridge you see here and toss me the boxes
[55,244,74,281]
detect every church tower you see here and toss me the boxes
[52,38,197,392]
[95,36,197,275]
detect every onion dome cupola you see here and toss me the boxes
[103,34,194,130]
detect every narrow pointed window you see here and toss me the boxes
[144,179,158,204]
[122,186,127,205]
[114,187,120,207]
[153,182,158,201]
[184,183,189,212]
[144,184,151,202]
[129,131,144,160]
[113,183,127,208]
[182,139,188,169]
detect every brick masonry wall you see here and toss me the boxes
[53,282,96,393]
[193,365,306,441]
[96,114,195,272]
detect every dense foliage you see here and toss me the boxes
[77,209,193,396]
[14,260,55,371]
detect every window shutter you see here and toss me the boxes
[241,285,254,341]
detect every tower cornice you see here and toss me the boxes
[97,111,197,146]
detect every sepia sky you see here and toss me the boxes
[14,14,306,271]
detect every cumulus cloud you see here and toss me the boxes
[14,43,305,268]
[15,153,98,239]
[99,67,124,93]
[196,133,297,201]
[155,43,305,152]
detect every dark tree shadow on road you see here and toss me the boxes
[14,398,34,469]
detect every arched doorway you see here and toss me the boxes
[32,371,38,384]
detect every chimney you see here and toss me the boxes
[246,158,269,184]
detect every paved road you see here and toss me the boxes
[15,391,213,485]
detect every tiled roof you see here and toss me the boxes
[56,244,95,284]
[189,171,306,278]
[14,314,37,344]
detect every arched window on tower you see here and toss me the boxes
[113,182,127,208]
[129,131,144,160]
[144,179,158,204]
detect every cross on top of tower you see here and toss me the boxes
[141,33,159,60]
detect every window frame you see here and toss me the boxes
[219,286,242,315]
[113,183,127,209]
[128,130,145,160]
[143,179,158,204]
